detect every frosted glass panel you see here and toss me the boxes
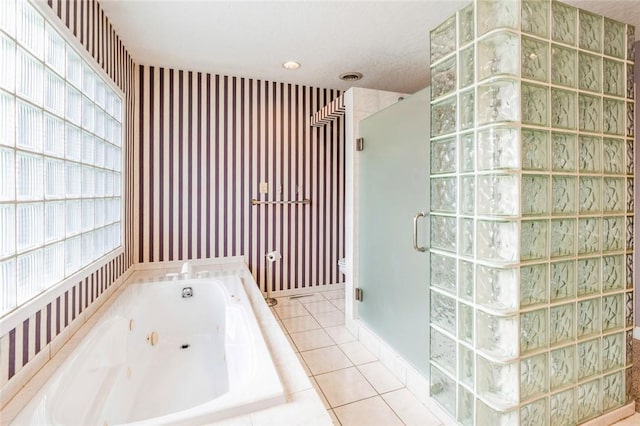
[0,0,16,37]
[65,161,81,198]
[44,157,64,199]
[16,100,42,152]
[0,147,15,201]
[44,69,65,116]
[16,0,43,59]
[82,199,94,231]
[94,138,104,167]
[82,62,95,98]
[0,204,16,258]
[66,49,82,89]
[82,131,94,165]
[65,123,81,161]
[95,80,105,109]
[43,113,64,157]
[94,106,104,138]
[44,200,64,242]
[82,165,94,197]
[43,241,64,287]
[65,84,81,125]
[16,152,43,200]
[16,202,43,253]
[65,235,81,274]
[16,48,43,105]
[359,88,430,375]
[66,200,81,239]
[16,249,43,304]
[0,33,16,92]
[0,258,16,315]
[0,90,15,147]
[44,22,64,76]
[82,96,94,132]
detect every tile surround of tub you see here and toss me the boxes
[272,291,449,426]
[1,259,331,425]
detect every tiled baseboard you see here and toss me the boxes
[347,317,637,426]
[345,317,457,426]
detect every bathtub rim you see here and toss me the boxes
[2,256,331,426]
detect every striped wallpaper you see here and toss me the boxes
[0,0,135,397]
[135,66,345,293]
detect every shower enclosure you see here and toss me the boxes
[428,0,635,424]
[357,88,430,375]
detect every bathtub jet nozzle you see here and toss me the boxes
[182,287,193,298]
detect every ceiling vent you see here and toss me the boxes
[339,72,363,82]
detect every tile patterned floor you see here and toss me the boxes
[271,289,444,426]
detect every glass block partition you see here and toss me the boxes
[429,1,635,424]
[0,0,123,316]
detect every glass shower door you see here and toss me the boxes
[357,87,430,375]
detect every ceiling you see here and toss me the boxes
[100,0,640,95]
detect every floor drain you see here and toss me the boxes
[181,344,190,349]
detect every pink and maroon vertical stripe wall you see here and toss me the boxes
[0,0,135,395]
[135,66,345,293]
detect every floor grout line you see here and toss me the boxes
[276,289,419,425]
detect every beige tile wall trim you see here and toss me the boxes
[582,402,635,426]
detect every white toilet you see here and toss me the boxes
[338,258,347,276]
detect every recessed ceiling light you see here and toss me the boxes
[339,72,363,82]
[282,61,301,70]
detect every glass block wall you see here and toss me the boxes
[0,0,124,317]
[429,1,635,424]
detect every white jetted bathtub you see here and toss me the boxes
[13,270,285,425]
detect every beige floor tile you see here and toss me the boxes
[330,298,345,312]
[303,300,340,315]
[382,388,443,426]
[250,388,331,426]
[339,341,377,365]
[313,310,345,327]
[274,303,309,319]
[290,328,335,352]
[274,296,302,307]
[328,409,342,426]
[300,345,353,375]
[281,315,321,334]
[315,367,377,408]
[357,361,404,394]
[323,289,345,300]
[324,325,357,344]
[334,396,403,426]
[288,293,327,303]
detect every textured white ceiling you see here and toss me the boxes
[100,0,640,94]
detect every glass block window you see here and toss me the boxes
[0,0,123,317]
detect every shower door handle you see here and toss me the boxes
[413,212,428,252]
